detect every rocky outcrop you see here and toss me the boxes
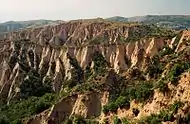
[27,92,106,124]
[0,20,187,103]
[0,20,189,124]
[175,30,190,52]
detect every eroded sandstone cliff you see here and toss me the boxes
[0,19,189,124]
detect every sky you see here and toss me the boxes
[0,0,190,22]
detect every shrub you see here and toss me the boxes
[89,36,107,45]
[142,114,162,124]
[69,55,84,81]
[119,36,127,43]
[85,65,93,80]
[73,115,87,124]
[159,45,174,57]
[0,93,56,123]
[146,65,159,78]
[155,80,169,94]
[115,96,130,108]
[20,70,52,98]
[9,54,18,69]
[141,101,184,123]
[103,96,130,114]
[129,68,142,78]
[104,82,154,114]
[102,105,109,114]
[130,82,154,102]
[67,54,84,88]
[159,110,173,122]
[168,62,190,85]
[113,116,122,124]
[10,119,21,124]
[169,101,184,114]
[141,110,173,124]
[0,115,9,124]
[92,52,107,74]
[103,101,117,114]
[126,24,175,42]
[107,102,118,112]
[104,81,154,114]
[121,118,130,124]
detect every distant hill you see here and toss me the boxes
[0,20,63,34]
[106,15,190,30]
[1,15,190,35]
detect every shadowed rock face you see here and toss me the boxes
[0,19,189,124]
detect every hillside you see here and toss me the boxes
[106,15,190,30]
[0,19,189,124]
[0,20,62,34]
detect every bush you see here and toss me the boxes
[72,115,87,124]
[102,105,109,114]
[148,55,163,77]
[0,115,9,124]
[129,82,154,102]
[159,45,174,57]
[155,80,169,94]
[103,102,117,114]
[141,111,173,124]
[159,110,173,122]
[89,36,107,45]
[103,96,130,114]
[0,93,56,123]
[129,68,142,78]
[103,81,153,114]
[126,24,175,42]
[113,116,122,124]
[169,101,184,114]
[107,102,118,112]
[92,52,107,74]
[121,118,130,124]
[10,119,21,124]
[142,114,162,124]
[67,54,84,88]
[20,70,53,98]
[9,54,18,69]
[115,96,130,108]
[85,65,93,80]
[146,65,159,78]
[141,101,184,123]
[168,62,190,85]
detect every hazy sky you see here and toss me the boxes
[0,0,190,22]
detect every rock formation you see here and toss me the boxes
[0,19,189,124]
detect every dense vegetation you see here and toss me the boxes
[106,15,190,30]
[66,54,84,88]
[20,70,53,98]
[0,93,56,124]
[127,24,176,42]
[92,51,107,75]
[167,62,190,85]
[103,81,154,114]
